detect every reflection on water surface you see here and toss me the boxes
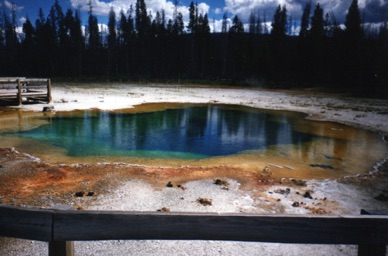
[0,104,386,179]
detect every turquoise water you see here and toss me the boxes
[6,105,323,159]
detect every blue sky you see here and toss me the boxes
[3,0,388,33]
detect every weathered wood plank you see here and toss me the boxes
[24,78,49,83]
[21,92,48,96]
[0,78,51,104]
[0,78,26,83]
[53,211,388,245]
[0,205,53,242]
[17,79,22,105]
[1,205,387,248]
[49,241,74,256]
[0,84,18,89]
[47,79,52,103]
[0,93,18,97]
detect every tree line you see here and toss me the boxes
[0,0,387,96]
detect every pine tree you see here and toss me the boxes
[35,8,45,32]
[345,0,363,43]
[229,15,244,33]
[221,12,228,34]
[47,0,64,45]
[299,1,311,38]
[135,0,149,37]
[249,10,256,34]
[21,17,36,75]
[0,12,3,47]
[87,0,100,49]
[62,9,77,51]
[22,17,35,45]
[255,11,262,35]
[262,12,268,34]
[200,14,210,34]
[72,10,84,76]
[4,4,18,49]
[343,0,364,90]
[127,5,135,37]
[108,7,117,50]
[310,3,324,41]
[188,1,198,33]
[173,12,184,35]
[271,5,287,38]
[108,7,117,76]
[119,10,128,46]
[153,11,166,37]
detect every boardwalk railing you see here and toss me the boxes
[0,205,387,256]
[0,78,52,105]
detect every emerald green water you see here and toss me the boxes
[6,105,321,159]
[1,104,387,177]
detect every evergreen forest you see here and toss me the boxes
[0,0,387,97]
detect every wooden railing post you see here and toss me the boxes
[49,241,74,256]
[47,79,52,103]
[358,209,387,256]
[17,79,22,105]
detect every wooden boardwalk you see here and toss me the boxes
[0,205,387,256]
[0,77,52,105]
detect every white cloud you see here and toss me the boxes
[4,0,24,11]
[222,0,387,24]
[211,18,225,33]
[71,0,387,27]
[214,7,222,15]
[197,2,210,15]
[19,16,26,24]
[224,0,305,22]
[224,0,327,23]
[71,0,115,16]
[70,0,213,24]
[4,0,12,9]
[16,26,23,34]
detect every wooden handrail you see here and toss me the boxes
[0,78,51,105]
[0,205,387,256]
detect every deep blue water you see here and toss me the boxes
[10,105,321,159]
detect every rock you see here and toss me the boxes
[274,188,291,195]
[214,178,229,186]
[74,191,85,197]
[197,197,212,206]
[157,207,170,212]
[42,106,55,112]
[291,179,306,186]
[292,202,300,207]
[303,191,313,199]
[214,179,229,190]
